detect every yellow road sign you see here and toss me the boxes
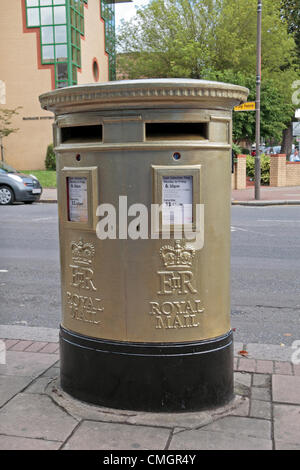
[234,102,256,112]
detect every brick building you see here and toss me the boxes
[0,0,121,170]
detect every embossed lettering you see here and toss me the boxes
[66,291,103,324]
[70,265,97,291]
[154,313,200,329]
[158,270,197,295]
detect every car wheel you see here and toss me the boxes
[0,186,14,205]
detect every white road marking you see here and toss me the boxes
[0,270,8,273]
[231,225,275,237]
[32,217,55,222]
[257,219,300,223]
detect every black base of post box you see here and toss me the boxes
[59,326,234,412]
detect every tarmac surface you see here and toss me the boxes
[1,185,299,451]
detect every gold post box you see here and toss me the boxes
[40,79,248,411]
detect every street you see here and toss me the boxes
[0,203,299,345]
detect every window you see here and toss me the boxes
[25,0,87,88]
[92,59,99,82]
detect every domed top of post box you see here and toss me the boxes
[39,79,249,115]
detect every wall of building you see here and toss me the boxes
[0,1,109,171]
[78,1,109,85]
[0,2,54,170]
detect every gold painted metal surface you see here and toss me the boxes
[40,79,248,343]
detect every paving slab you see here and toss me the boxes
[202,416,271,440]
[23,377,54,394]
[0,325,59,343]
[250,400,272,420]
[62,421,171,450]
[246,343,293,362]
[272,375,300,404]
[251,387,271,402]
[275,441,300,450]
[0,351,58,378]
[0,375,33,408]
[169,429,272,450]
[0,434,62,450]
[274,405,300,447]
[0,393,78,442]
[252,374,271,388]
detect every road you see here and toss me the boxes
[0,203,299,345]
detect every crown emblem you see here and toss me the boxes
[160,240,195,270]
[71,238,95,266]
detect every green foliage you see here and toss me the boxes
[117,0,297,79]
[45,144,56,171]
[22,170,57,188]
[280,0,300,59]
[246,154,270,185]
[117,0,299,145]
[117,0,221,79]
[232,142,242,156]
[204,69,296,144]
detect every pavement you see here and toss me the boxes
[40,186,300,205]
[0,324,300,451]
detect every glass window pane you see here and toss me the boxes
[57,82,67,89]
[72,66,77,82]
[54,0,66,4]
[72,46,77,62]
[56,44,68,60]
[57,63,68,81]
[42,45,55,61]
[41,26,54,44]
[54,6,66,24]
[27,8,40,27]
[26,0,38,6]
[40,0,52,5]
[71,28,76,44]
[40,7,53,25]
[55,25,67,43]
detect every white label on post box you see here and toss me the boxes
[67,176,88,223]
[162,175,193,225]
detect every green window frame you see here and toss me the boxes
[25,0,88,88]
[25,0,116,87]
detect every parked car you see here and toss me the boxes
[0,162,42,205]
[251,145,267,156]
[265,146,282,155]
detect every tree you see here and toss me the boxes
[117,0,222,79]
[0,107,20,162]
[204,69,295,146]
[117,0,296,79]
[279,0,300,156]
[117,0,298,148]
[280,0,300,58]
